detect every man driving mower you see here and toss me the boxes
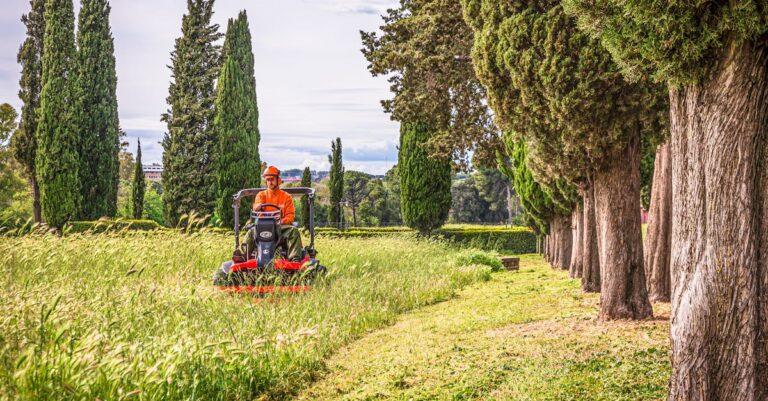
[244,166,303,261]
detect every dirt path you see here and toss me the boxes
[296,255,670,401]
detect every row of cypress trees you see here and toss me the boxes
[14,0,120,228]
[162,1,261,228]
[462,0,768,396]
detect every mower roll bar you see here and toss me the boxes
[232,187,316,253]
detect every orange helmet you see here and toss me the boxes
[262,165,282,184]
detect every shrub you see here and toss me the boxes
[455,250,503,271]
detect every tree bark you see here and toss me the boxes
[644,142,671,302]
[546,216,570,269]
[554,215,572,270]
[668,41,768,401]
[30,175,41,223]
[581,182,600,293]
[569,203,583,278]
[593,133,653,320]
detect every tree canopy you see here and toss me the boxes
[399,122,452,234]
[74,0,120,219]
[36,0,79,229]
[214,11,260,228]
[161,0,222,226]
[361,0,499,169]
[328,138,344,227]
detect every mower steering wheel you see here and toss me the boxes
[253,203,282,221]
[254,203,280,212]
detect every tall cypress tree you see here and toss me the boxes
[161,0,222,226]
[214,11,260,228]
[13,0,45,223]
[36,0,78,229]
[300,167,311,228]
[328,138,344,228]
[74,0,120,219]
[132,140,145,219]
[398,122,451,234]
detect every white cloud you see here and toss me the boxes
[303,0,396,15]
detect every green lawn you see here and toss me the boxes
[297,255,670,401]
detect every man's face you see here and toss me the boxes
[265,175,278,190]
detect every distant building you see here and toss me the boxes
[143,163,163,182]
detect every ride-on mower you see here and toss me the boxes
[213,187,326,294]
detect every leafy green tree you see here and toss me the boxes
[564,0,768,394]
[300,167,311,228]
[399,122,451,234]
[463,0,664,318]
[74,0,120,219]
[449,170,510,223]
[328,138,344,228]
[214,11,260,228]
[13,0,45,223]
[383,164,401,223]
[142,183,164,225]
[36,0,78,229]
[449,175,486,223]
[473,169,512,222]
[131,140,145,219]
[359,166,402,226]
[0,105,27,218]
[161,0,222,226]
[361,0,498,169]
[118,148,134,181]
[343,170,372,227]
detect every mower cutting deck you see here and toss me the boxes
[213,187,327,294]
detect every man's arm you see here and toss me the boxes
[281,194,296,225]
[252,191,265,211]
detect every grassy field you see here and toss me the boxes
[298,255,670,401]
[0,231,492,401]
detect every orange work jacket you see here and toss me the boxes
[253,188,295,225]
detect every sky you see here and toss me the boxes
[0,0,401,174]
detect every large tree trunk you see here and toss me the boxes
[548,216,572,269]
[581,182,600,292]
[593,133,653,320]
[569,203,583,278]
[667,41,768,401]
[644,142,672,302]
[30,175,41,223]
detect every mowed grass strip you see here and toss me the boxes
[298,255,670,401]
[0,232,491,401]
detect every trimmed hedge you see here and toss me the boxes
[316,226,537,254]
[439,228,536,254]
[66,219,162,233]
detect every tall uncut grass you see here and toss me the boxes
[0,230,490,400]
